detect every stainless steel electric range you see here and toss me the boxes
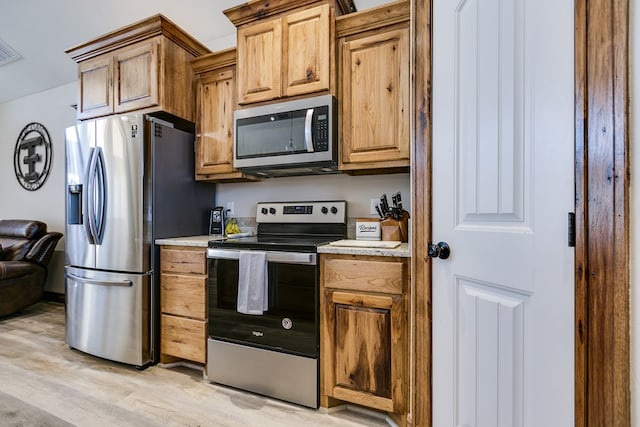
[206,200,347,408]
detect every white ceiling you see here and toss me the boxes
[0,0,388,105]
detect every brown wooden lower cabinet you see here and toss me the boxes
[320,253,409,425]
[159,245,207,364]
[160,314,206,363]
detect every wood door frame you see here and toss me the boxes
[411,0,432,425]
[411,0,630,425]
[574,0,630,425]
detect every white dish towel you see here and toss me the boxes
[237,250,268,315]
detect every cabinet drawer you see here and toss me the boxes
[160,314,206,363]
[322,256,405,294]
[161,247,206,274]
[160,273,206,319]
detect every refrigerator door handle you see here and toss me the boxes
[85,148,98,244]
[94,147,108,244]
[67,273,133,287]
[86,147,108,245]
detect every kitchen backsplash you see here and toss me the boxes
[229,216,408,240]
[215,173,410,219]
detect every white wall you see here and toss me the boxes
[0,82,77,293]
[216,173,410,218]
[632,0,639,422]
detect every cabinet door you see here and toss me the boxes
[160,273,206,319]
[340,28,410,169]
[282,4,330,98]
[161,246,206,275]
[324,290,405,413]
[237,19,282,104]
[161,314,207,363]
[113,40,159,113]
[77,55,113,120]
[195,69,237,177]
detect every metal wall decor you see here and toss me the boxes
[13,122,53,191]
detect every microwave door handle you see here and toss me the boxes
[304,108,314,152]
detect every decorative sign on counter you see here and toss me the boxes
[355,218,381,241]
[13,122,52,191]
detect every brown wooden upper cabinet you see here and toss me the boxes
[337,0,410,173]
[191,49,258,182]
[66,15,210,121]
[224,0,356,106]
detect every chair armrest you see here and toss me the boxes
[25,232,62,266]
[0,261,44,280]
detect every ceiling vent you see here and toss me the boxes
[0,38,21,67]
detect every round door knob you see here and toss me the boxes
[428,241,450,259]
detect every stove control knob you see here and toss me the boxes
[331,206,338,214]
[321,206,328,214]
[282,318,293,330]
[261,207,268,215]
[269,207,276,215]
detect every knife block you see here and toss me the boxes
[381,212,409,243]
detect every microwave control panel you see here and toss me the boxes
[314,108,329,152]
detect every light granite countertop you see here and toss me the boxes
[317,242,410,258]
[156,235,411,258]
[155,235,225,247]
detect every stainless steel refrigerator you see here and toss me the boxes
[64,113,214,368]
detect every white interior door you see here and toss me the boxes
[431,0,575,425]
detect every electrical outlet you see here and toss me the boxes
[370,198,379,215]
[226,201,235,216]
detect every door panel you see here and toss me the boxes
[94,114,146,272]
[65,121,96,268]
[237,20,282,104]
[456,0,525,225]
[283,4,330,97]
[195,69,236,176]
[113,41,158,113]
[77,56,113,119]
[334,304,392,398]
[65,266,151,367]
[432,0,574,425]
[341,28,410,165]
[457,278,527,426]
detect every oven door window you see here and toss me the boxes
[208,258,318,357]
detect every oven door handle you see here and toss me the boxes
[207,248,317,265]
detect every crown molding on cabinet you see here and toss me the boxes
[336,0,409,38]
[224,0,356,27]
[191,48,237,74]
[66,14,211,63]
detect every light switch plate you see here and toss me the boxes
[370,198,379,215]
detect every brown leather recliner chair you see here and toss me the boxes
[0,220,63,317]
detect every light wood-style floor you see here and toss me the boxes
[0,301,388,427]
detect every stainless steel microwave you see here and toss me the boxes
[233,94,337,177]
